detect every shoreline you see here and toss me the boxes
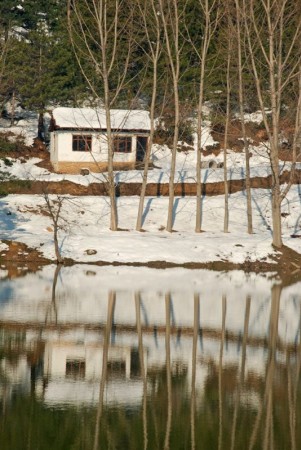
[1,239,300,286]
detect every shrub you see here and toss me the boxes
[0,132,27,154]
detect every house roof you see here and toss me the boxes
[52,107,151,131]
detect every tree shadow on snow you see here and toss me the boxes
[142,198,153,227]
[251,192,272,234]
[292,184,301,236]
[0,198,28,238]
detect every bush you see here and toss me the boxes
[0,136,16,153]
[0,132,27,154]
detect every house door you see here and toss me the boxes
[136,136,148,162]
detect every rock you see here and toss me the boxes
[85,249,97,255]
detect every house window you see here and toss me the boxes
[113,136,132,153]
[72,135,92,152]
[66,359,85,379]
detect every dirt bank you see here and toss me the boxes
[1,169,301,196]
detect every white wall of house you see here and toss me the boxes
[50,130,138,165]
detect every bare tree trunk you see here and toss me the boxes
[195,0,220,232]
[234,0,253,234]
[43,191,64,264]
[104,91,118,231]
[158,0,181,233]
[223,27,231,233]
[136,0,161,231]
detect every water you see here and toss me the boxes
[0,265,301,449]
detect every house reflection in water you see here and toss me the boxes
[41,340,144,407]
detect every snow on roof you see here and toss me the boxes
[52,107,151,131]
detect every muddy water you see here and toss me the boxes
[0,265,301,450]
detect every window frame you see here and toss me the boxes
[113,136,132,153]
[72,134,92,152]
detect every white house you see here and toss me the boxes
[49,107,151,173]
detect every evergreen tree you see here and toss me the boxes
[1,0,87,136]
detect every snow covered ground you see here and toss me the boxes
[0,186,300,264]
[0,142,298,187]
[0,108,298,186]
[1,108,300,264]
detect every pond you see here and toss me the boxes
[0,265,301,450]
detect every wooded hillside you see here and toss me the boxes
[1,0,301,249]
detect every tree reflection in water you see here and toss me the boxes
[0,272,301,449]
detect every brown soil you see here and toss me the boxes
[0,240,51,278]
[1,168,301,197]
[210,119,301,162]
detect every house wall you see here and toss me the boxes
[50,130,144,173]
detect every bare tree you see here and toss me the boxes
[158,0,182,232]
[192,0,221,233]
[234,0,253,234]
[43,191,65,264]
[67,0,136,231]
[223,9,232,233]
[243,0,301,247]
[135,0,162,231]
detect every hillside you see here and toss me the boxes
[0,110,300,276]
